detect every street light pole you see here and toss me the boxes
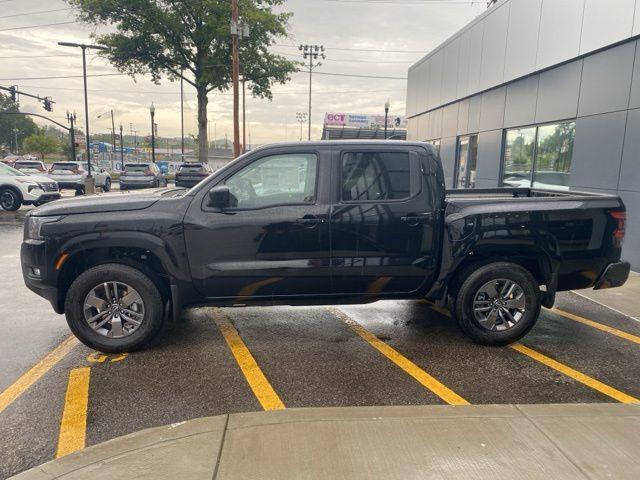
[299,44,325,141]
[66,111,77,161]
[180,74,185,160]
[231,0,240,158]
[384,99,390,140]
[150,103,156,163]
[296,112,307,141]
[119,124,124,166]
[58,41,108,194]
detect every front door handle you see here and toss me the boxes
[400,212,434,226]
[296,215,324,228]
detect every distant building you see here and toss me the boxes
[321,113,407,140]
[406,0,640,269]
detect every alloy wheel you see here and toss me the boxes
[472,279,526,332]
[83,281,145,338]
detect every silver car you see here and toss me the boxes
[120,162,167,190]
[48,162,112,193]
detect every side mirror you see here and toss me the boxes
[208,185,231,209]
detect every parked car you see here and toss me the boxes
[47,162,111,194]
[120,163,167,190]
[174,162,213,188]
[14,160,47,174]
[1,155,21,167]
[21,141,630,352]
[0,161,59,211]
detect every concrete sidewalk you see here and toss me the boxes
[12,403,640,480]
[575,271,640,321]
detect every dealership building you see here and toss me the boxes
[406,0,640,269]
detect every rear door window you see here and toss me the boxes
[340,151,411,202]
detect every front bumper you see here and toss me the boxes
[23,192,61,205]
[594,261,631,290]
[21,239,62,313]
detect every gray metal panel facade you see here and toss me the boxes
[570,111,627,190]
[504,0,542,82]
[535,60,582,123]
[406,0,640,268]
[577,42,635,117]
[504,75,539,128]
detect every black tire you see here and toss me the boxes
[454,262,541,346]
[103,178,111,192]
[64,263,164,352]
[0,187,21,211]
[75,186,85,196]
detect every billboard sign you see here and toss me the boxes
[324,112,407,129]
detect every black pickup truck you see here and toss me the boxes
[21,141,630,352]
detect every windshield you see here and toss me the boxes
[0,162,26,176]
[15,162,42,169]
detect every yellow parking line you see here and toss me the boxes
[56,367,91,458]
[510,343,639,404]
[328,307,469,405]
[550,308,640,345]
[212,309,285,411]
[0,336,78,414]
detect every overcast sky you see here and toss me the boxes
[1,0,486,144]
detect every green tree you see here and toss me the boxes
[0,93,39,152]
[23,134,60,161]
[67,0,299,162]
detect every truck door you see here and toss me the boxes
[329,146,439,295]
[183,147,332,300]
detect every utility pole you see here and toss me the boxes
[242,77,246,153]
[231,0,240,158]
[58,41,108,194]
[299,45,325,140]
[296,112,308,141]
[230,4,250,158]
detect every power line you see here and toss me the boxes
[0,7,71,19]
[324,0,482,3]
[275,43,426,54]
[270,50,414,64]
[0,20,76,32]
[0,73,124,81]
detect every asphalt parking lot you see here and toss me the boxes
[1,195,639,479]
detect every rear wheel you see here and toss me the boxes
[103,178,111,192]
[0,188,21,211]
[454,262,541,346]
[64,264,164,352]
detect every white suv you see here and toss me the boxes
[48,161,111,194]
[0,162,60,211]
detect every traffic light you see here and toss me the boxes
[43,97,53,112]
[9,86,16,102]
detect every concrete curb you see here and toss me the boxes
[11,403,640,479]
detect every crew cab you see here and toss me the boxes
[20,141,630,352]
[0,161,59,211]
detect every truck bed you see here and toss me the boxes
[444,187,623,213]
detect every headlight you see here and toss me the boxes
[24,215,62,240]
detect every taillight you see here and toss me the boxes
[610,210,626,248]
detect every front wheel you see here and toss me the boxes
[0,188,21,211]
[454,262,541,346]
[64,264,164,352]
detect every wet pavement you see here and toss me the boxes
[1,200,640,479]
